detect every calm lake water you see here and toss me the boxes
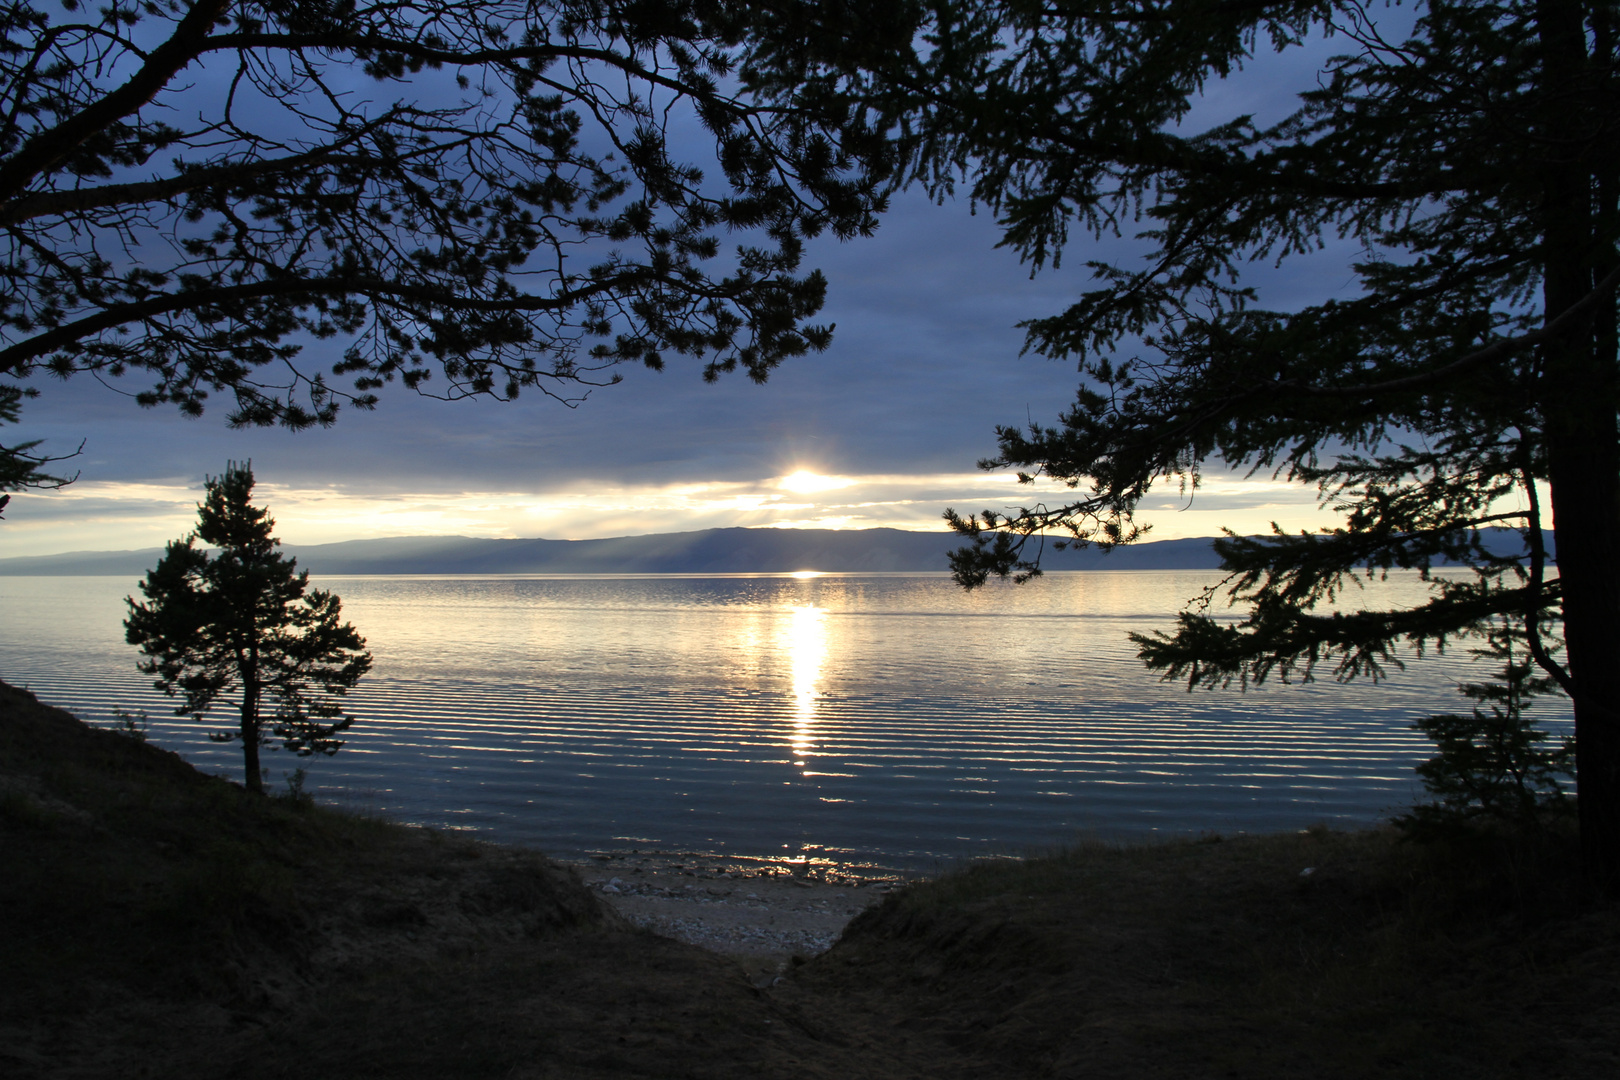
[0,571,1534,871]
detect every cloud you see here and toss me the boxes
[1,465,1342,559]
[4,167,1371,557]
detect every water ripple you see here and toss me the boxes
[0,571,1555,870]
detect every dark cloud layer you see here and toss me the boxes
[18,193,1087,493]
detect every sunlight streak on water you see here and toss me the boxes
[785,603,827,756]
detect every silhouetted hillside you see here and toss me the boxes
[0,528,1225,576]
[0,526,1546,577]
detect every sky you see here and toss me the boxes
[0,22,1380,560]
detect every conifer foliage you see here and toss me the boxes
[125,463,371,793]
[1402,620,1575,832]
[755,1,1620,880]
[0,384,76,518]
[0,1,891,428]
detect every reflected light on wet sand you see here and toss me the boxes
[784,603,827,755]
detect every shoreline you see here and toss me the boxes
[559,849,912,983]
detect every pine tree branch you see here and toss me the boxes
[0,0,231,203]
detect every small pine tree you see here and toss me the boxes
[1400,621,1574,833]
[125,462,372,793]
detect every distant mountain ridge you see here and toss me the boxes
[0,525,1547,578]
[0,527,1226,577]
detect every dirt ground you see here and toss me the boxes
[8,680,1619,1080]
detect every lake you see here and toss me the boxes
[0,571,1524,871]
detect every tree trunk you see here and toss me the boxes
[1546,404,1620,887]
[1540,0,1620,889]
[240,676,263,795]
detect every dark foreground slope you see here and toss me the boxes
[811,830,1620,1079]
[0,681,953,1080]
[4,679,1617,1079]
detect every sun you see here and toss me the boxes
[778,470,854,494]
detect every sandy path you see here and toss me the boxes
[563,851,909,983]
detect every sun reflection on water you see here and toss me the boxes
[783,602,827,755]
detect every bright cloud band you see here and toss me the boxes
[2,469,1340,559]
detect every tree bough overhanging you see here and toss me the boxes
[0,0,896,431]
[753,1,1620,882]
[0,381,78,517]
